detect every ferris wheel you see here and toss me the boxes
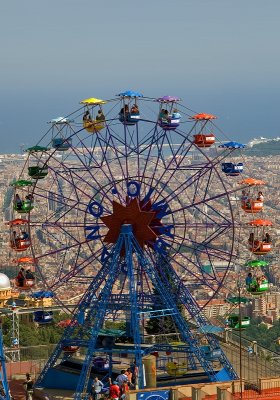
[9,91,248,397]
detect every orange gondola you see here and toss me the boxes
[240,178,265,213]
[242,200,263,214]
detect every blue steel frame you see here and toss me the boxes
[35,224,238,399]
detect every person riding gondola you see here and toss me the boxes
[20,231,29,240]
[83,111,92,122]
[17,268,25,287]
[15,194,23,210]
[131,104,139,115]
[248,232,254,245]
[263,232,271,243]
[257,191,264,201]
[96,110,105,122]
[172,109,181,119]
[25,269,34,280]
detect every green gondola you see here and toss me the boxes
[227,315,250,329]
[247,280,269,295]
[28,165,48,179]
[11,180,34,213]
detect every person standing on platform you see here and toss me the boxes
[108,378,120,400]
[91,377,104,400]
[23,373,34,400]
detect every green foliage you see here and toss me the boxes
[243,317,280,353]
[104,321,126,330]
[2,311,69,348]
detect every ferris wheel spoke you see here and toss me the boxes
[153,146,220,206]
[137,126,165,188]
[95,133,127,204]
[64,146,116,204]
[145,246,218,292]
[149,140,199,204]
[138,136,165,192]
[161,233,235,266]
[167,189,234,218]
[46,244,108,291]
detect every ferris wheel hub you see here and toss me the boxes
[101,198,161,248]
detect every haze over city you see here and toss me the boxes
[1,0,280,153]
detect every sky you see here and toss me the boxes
[1,0,280,153]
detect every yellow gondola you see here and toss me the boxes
[80,97,107,134]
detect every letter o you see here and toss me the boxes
[127,181,141,198]
[88,201,103,217]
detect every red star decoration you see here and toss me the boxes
[101,198,160,248]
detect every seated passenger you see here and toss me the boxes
[131,104,139,115]
[245,199,251,209]
[20,231,29,240]
[83,111,92,122]
[241,190,249,205]
[119,105,129,116]
[172,109,181,119]
[248,232,254,244]
[11,230,19,247]
[24,194,34,207]
[159,109,169,121]
[256,276,263,288]
[25,269,34,280]
[15,194,23,210]
[245,272,253,287]
[96,110,105,121]
[263,232,271,243]
[252,240,260,251]
[257,191,264,201]
[124,104,129,114]
[17,268,25,287]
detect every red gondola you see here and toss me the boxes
[7,219,31,252]
[193,133,215,148]
[15,277,35,290]
[247,219,273,255]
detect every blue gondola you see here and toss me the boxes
[119,112,140,126]
[118,90,143,126]
[200,345,222,360]
[52,137,72,151]
[221,162,244,176]
[34,310,53,325]
[158,117,180,130]
[49,117,73,151]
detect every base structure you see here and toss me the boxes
[35,224,238,399]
